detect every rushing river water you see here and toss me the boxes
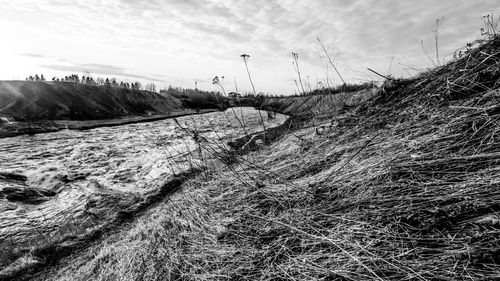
[0,108,286,252]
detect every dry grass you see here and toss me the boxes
[38,177,236,281]
[31,36,500,281]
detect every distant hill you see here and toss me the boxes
[0,81,184,121]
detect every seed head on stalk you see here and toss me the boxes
[240,53,266,140]
[292,52,306,94]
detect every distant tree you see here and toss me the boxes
[132,81,142,90]
[52,76,56,81]
[145,83,156,92]
[40,74,45,81]
[166,85,174,94]
[35,74,40,81]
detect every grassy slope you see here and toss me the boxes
[0,81,184,120]
[260,88,377,117]
[28,38,500,280]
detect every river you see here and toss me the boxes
[0,108,286,260]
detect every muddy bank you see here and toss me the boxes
[229,88,379,151]
[0,109,217,138]
[228,114,309,152]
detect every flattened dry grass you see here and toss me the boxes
[40,36,500,281]
[39,178,237,281]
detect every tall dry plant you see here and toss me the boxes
[421,17,445,67]
[241,54,267,139]
[292,52,306,94]
[481,11,499,38]
[293,79,301,95]
[233,76,246,128]
[420,40,437,67]
[317,37,346,85]
[433,17,445,66]
[212,76,247,134]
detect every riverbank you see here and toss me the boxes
[0,81,185,120]
[0,109,218,138]
[259,87,377,117]
[24,36,500,280]
[0,80,239,138]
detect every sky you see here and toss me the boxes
[0,0,499,95]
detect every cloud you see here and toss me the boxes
[18,53,45,58]
[2,0,500,93]
[40,62,165,82]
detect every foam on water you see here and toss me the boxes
[0,108,287,247]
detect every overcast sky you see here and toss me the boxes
[0,0,498,94]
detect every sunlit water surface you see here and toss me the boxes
[0,108,286,246]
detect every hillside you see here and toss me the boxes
[0,81,184,120]
[0,81,235,138]
[20,37,500,280]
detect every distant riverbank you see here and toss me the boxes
[0,80,245,138]
[0,109,219,138]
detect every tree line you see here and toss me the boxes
[25,73,158,91]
